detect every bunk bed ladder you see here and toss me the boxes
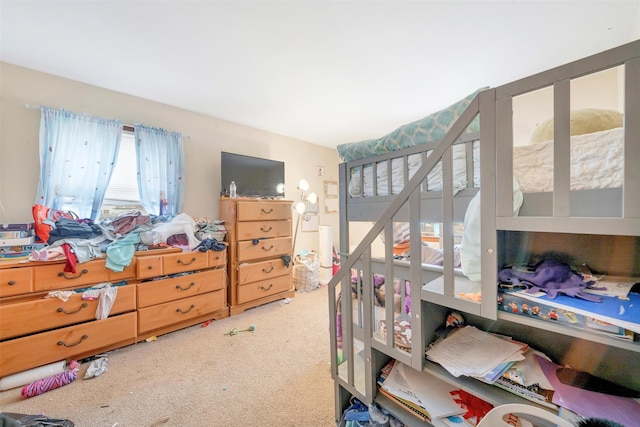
[328,92,493,416]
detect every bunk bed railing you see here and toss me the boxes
[328,93,486,402]
[495,39,640,234]
[343,130,481,224]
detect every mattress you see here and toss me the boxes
[513,127,624,193]
[348,127,624,197]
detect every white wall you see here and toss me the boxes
[512,67,622,146]
[0,62,340,255]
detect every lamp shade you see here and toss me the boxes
[294,201,306,214]
[307,192,318,204]
[298,179,309,191]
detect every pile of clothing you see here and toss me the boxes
[30,210,226,273]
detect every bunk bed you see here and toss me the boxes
[328,39,640,426]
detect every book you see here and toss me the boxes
[448,389,494,426]
[377,386,431,422]
[0,223,34,231]
[492,376,556,408]
[380,360,465,420]
[471,348,557,409]
[0,230,34,239]
[0,236,35,246]
[441,415,477,426]
[0,251,31,260]
[0,243,47,252]
[583,275,637,298]
[0,243,47,261]
[512,289,640,335]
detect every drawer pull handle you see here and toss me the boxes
[176,304,195,314]
[262,266,274,273]
[177,257,196,266]
[8,280,16,286]
[260,284,273,292]
[261,208,274,214]
[262,245,274,252]
[57,302,88,315]
[147,265,154,270]
[176,282,196,291]
[58,269,89,279]
[260,226,273,232]
[57,334,88,347]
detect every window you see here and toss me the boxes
[100,131,147,219]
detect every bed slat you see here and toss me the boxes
[553,78,571,217]
[625,57,640,218]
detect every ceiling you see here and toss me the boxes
[1,1,639,149]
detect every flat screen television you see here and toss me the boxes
[221,152,285,198]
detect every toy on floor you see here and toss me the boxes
[224,324,256,336]
[21,360,80,398]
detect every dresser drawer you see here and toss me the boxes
[237,220,291,240]
[137,290,226,334]
[162,251,210,275]
[137,254,164,279]
[108,260,137,282]
[0,312,137,378]
[34,259,110,291]
[238,259,291,285]
[208,249,227,269]
[237,201,292,221]
[137,269,225,308]
[0,267,34,297]
[237,237,292,263]
[0,284,136,340]
[237,274,292,305]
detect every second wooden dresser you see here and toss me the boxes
[219,198,295,315]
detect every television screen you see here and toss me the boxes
[221,152,285,198]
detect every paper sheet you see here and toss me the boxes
[426,326,525,378]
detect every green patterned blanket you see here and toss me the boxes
[337,88,486,163]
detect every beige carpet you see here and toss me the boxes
[0,287,336,427]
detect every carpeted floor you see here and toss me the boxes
[0,287,336,427]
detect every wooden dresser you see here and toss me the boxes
[135,248,228,341]
[0,247,228,378]
[219,198,295,315]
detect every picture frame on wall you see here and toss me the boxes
[302,214,319,232]
[323,180,338,213]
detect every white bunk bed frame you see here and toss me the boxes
[329,40,640,424]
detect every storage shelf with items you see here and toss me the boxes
[219,198,295,316]
[330,40,640,425]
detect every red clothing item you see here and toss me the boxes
[62,243,78,274]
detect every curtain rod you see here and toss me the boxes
[25,103,189,139]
